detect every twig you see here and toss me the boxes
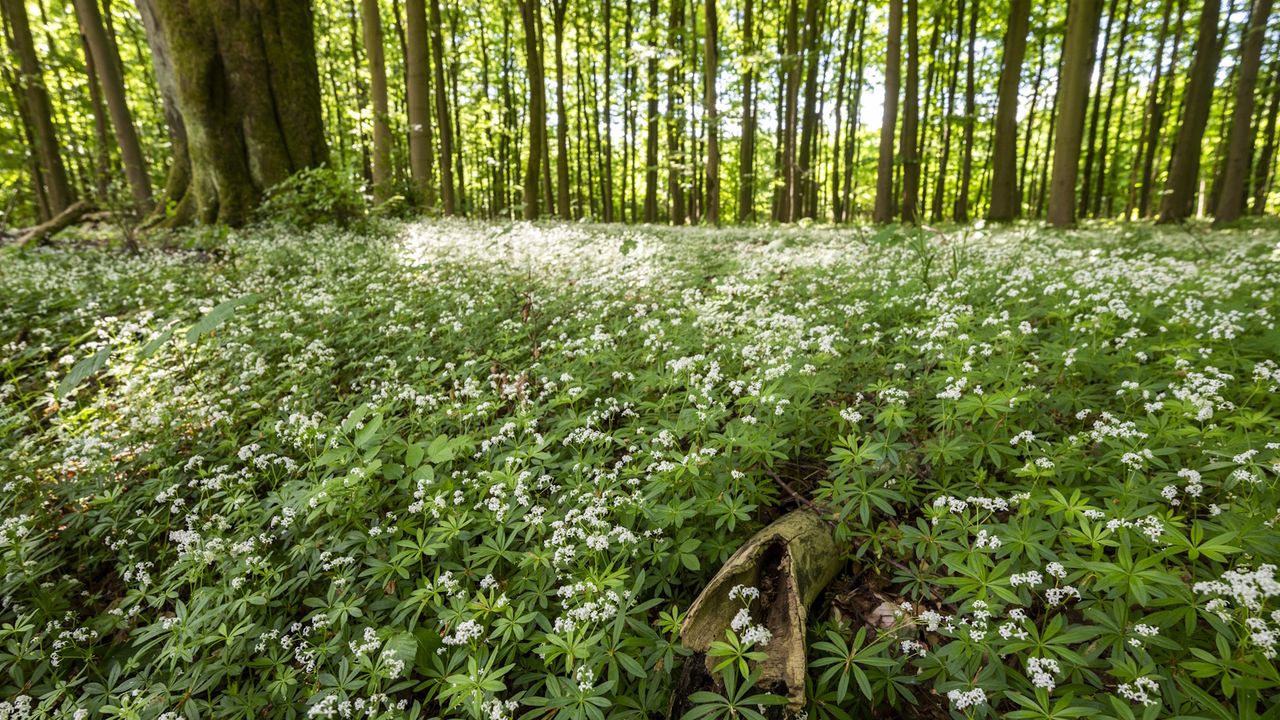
[761,465,838,529]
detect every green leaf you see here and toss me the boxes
[57,347,111,399]
[186,294,260,344]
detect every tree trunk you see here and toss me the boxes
[1159,0,1223,223]
[2,0,74,217]
[1047,0,1102,227]
[1018,34,1046,211]
[643,0,659,222]
[134,0,190,219]
[829,0,855,221]
[900,0,920,222]
[601,0,614,221]
[987,0,1030,221]
[360,0,392,202]
[796,0,824,219]
[670,0,688,223]
[780,0,802,221]
[735,0,753,222]
[549,0,571,219]
[931,0,961,222]
[1090,0,1133,217]
[1126,0,1174,217]
[1214,0,1273,223]
[1079,0,1118,217]
[916,9,942,215]
[954,0,978,221]
[873,0,902,223]
[1252,56,1280,213]
[840,0,866,219]
[80,29,113,200]
[518,0,546,219]
[703,0,719,224]
[427,0,456,214]
[150,0,328,226]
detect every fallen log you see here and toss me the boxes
[19,200,92,247]
[672,508,843,718]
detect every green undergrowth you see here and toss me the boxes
[1,220,1279,719]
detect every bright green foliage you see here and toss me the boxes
[1,221,1279,718]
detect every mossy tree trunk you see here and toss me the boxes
[149,0,328,226]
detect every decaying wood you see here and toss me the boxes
[19,200,92,247]
[674,508,843,716]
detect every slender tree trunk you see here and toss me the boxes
[830,0,855,221]
[900,0,920,222]
[917,9,942,214]
[1214,0,1273,223]
[873,0,902,223]
[703,0,719,224]
[1159,0,1223,222]
[781,0,802,220]
[428,0,456,213]
[987,0,1030,221]
[643,0,659,221]
[2,0,74,216]
[601,0,614,221]
[840,0,866,219]
[149,0,327,226]
[1079,0,1117,216]
[1019,34,1046,211]
[1036,45,1065,217]
[1047,0,1102,226]
[735,0,754,222]
[796,0,824,219]
[359,0,392,202]
[931,0,962,221]
[518,0,546,218]
[669,0,687,223]
[1253,55,1280,213]
[954,0,978,221]
[1127,0,1173,217]
[1091,0,1133,217]
[80,30,113,200]
[76,0,153,209]
[545,0,570,219]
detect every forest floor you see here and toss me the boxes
[2,220,1280,719]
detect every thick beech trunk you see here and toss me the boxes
[149,0,327,226]
[1214,0,1273,223]
[1159,0,1223,223]
[873,0,902,223]
[987,0,1030,221]
[1047,0,1101,227]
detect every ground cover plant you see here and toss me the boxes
[2,221,1279,719]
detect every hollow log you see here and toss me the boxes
[674,509,843,716]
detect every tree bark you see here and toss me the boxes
[1159,0,1223,223]
[79,29,113,200]
[780,0,802,221]
[1079,0,1117,217]
[1252,55,1280,213]
[703,0,719,224]
[551,0,572,219]
[987,0,1030,221]
[518,0,546,219]
[2,0,74,217]
[1214,0,1273,223]
[829,0,855,221]
[149,0,327,226]
[796,0,825,219]
[1090,0,1133,217]
[932,0,962,222]
[669,0,688,223]
[840,0,866,220]
[954,0,978,221]
[643,0,659,222]
[900,0,920,222]
[1047,0,1102,227]
[735,0,753,222]
[134,0,191,218]
[427,0,457,214]
[873,0,902,224]
[360,0,392,202]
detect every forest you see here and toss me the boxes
[0,0,1278,230]
[3,0,1280,719]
